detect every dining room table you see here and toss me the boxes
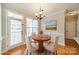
[32,34,51,53]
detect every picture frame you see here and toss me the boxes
[46,20,57,30]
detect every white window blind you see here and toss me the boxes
[9,20,22,46]
[8,11,23,46]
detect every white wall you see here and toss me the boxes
[41,10,65,46]
[0,3,2,54]
[1,5,8,52]
[77,14,79,37]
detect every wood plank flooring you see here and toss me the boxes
[57,39,79,55]
[2,39,79,55]
[65,39,79,55]
[2,44,27,55]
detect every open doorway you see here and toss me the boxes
[65,15,77,40]
[65,9,78,40]
[65,10,79,54]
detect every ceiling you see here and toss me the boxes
[3,3,79,18]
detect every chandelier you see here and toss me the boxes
[35,6,46,20]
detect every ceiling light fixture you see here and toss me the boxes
[35,6,46,33]
[35,6,45,20]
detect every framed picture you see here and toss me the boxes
[46,20,57,30]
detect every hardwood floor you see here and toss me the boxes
[65,39,79,55]
[2,39,79,55]
[56,39,79,55]
[2,44,27,55]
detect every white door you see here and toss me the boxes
[66,16,76,39]
[8,18,23,48]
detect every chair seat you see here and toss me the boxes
[44,41,55,53]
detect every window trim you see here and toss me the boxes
[6,10,24,49]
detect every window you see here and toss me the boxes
[26,18,38,36]
[7,11,23,47]
[8,19,22,46]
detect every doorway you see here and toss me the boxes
[65,15,77,40]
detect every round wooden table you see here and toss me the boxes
[32,34,51,53]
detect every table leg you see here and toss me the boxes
[37,41,44,53]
